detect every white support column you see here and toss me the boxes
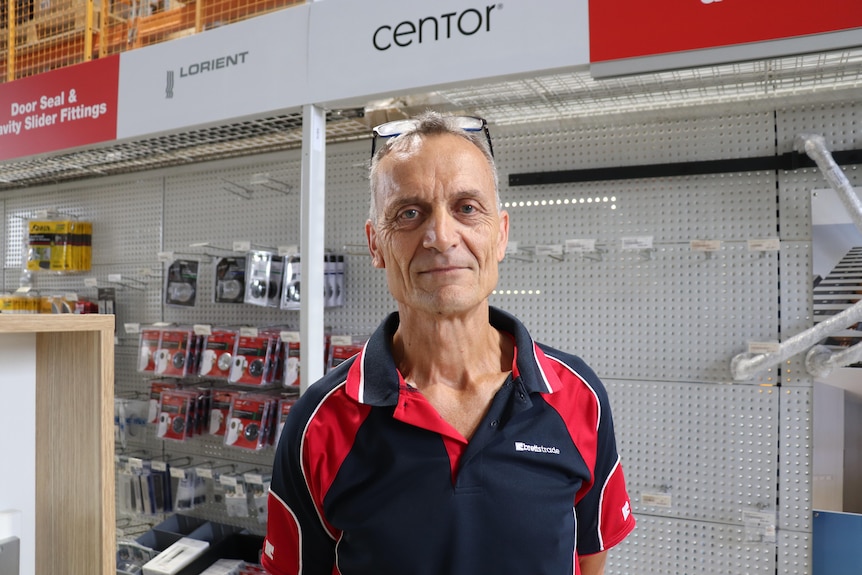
[300,103,326,393]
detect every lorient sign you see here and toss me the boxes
[0,56,119,161]
[372,5,498,51]
[116,5,309,139]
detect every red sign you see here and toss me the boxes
[0,56,120,161]
[590,0,862,63]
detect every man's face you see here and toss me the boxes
[366,133,509,316]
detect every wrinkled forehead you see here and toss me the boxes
[377,133,495,189]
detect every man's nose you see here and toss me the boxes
[422,212,459,252]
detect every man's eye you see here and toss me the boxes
[460,204,476,214]
[400,209,419,220]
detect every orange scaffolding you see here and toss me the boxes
[1,0,303,82]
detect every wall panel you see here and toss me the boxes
[2,97,857,573]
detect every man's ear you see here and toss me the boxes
[366,220,385,268]
[496,209,510,262]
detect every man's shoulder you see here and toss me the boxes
[534,342,608,396]
[291,356,359,414]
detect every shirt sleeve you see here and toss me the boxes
[574,379,636,555]
[262,394,337,575]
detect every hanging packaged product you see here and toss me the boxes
[280,331,301,388]
[244,251,284,308]
[165,259,199,307]
[214,256,247,303]
[279,252,346,310]
[138,327,164,373]
[24,216,92,273]
[199,329,239,379]
[228,330,276,386]
[147,380,180,423]
[209,388,241,436]
[224,394,273,450]
[274,396,297,448]
[324,253,346,308]
[280,254,301,310]
[327,334,367,372]
[154,327,195,378]
[156,389,198,441]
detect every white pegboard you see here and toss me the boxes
[323,140,398,336]
[778,165,862,242]
[776,100,862,155]
[779,387,813,533]
[8,96,861,568]
[606,514,776,575]
[498,172,778,244]
[606,379,778,524]
[777,529,812,575]
[493,244,779,384]
[495,111,777,174]
[779,242,816,386]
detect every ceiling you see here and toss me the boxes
[1,46,861,191]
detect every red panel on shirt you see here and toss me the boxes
[302,385,371,537]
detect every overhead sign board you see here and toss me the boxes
[590,0,862,77]
[0,57,119,161]
[116,5,310,139]
[307,0,590,106]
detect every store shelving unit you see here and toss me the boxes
[0,314,115,575]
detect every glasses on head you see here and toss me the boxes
[370,115,494,159]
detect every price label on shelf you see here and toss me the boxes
[193,324,212,336]
[565,239,597,253]
[748,238,780,251]
[278,245,299,256]
[640,492,672,508]
[280,331,301,343]
[621,236,654,251]
[535,244,564,257]
[195,467,214,480]
[690,239,722,252]
[233,241,251,252]
[748,341,781,355]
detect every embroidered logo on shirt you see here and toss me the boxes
[622,501,631,521]
[264,540,275,559]
[515,441,560,455]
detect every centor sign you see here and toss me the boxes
[372,5,497,51]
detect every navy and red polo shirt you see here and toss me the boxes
[263,307,635,575]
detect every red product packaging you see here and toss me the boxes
[138,328,163,373]
[157,389,197,441]
[274,397,297,448]
[209,389,241,436]
[229,333,274,386]
[281,331,301,389]
[154,328,194,378]
[327,336,366,372]
[199,329,239,379]
[224,395,271,450]
[147,380,180,423]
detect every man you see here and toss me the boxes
[263,112,635,575]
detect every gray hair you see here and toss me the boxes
[368,110,499,223]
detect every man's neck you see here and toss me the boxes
[392,304,512,391]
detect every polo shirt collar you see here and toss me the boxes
[345,307,563,407]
